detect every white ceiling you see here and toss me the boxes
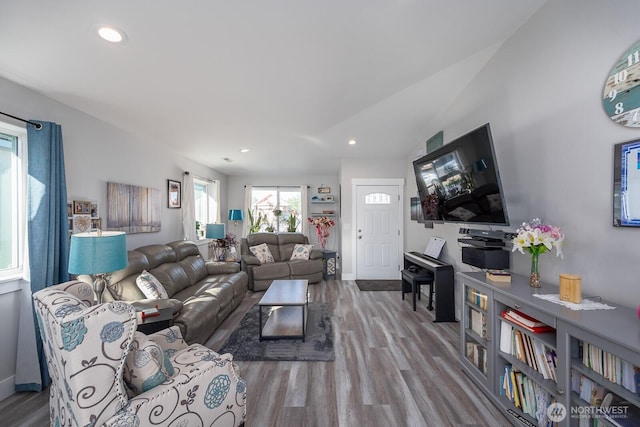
[0,1,545,176]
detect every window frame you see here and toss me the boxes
[193,177,219,232]
[250,186,303,233]
[0,121,27,282]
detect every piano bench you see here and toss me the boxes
[401,269,434,311]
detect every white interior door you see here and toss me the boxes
[355,185,401,280]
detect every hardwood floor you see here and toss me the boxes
[0,279,511,426]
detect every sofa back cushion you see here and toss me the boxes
[148,263,192,297]
[245,233,282,262]
[136,244,177,268]
[169,241,208,284]
[276,233,309,261]
[104,251,150,301]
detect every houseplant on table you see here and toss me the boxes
[511,218,564,287]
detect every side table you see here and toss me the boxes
[320,249,337,280]
[136,307,173,335]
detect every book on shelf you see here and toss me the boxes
[500,319,557,381]
[502,309,555,333]
[503,365,554,424]
[486,269,511,282]
[580,341,640,395]
[470,308,486,338]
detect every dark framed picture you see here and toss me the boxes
[168,179,181,209]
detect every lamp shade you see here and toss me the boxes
[206,223,226,239]
[229,209,244,221]
[68,231,127,275]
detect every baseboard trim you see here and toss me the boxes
[0,374,16,402]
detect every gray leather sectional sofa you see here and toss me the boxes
[85,240,248,344]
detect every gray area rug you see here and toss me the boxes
[355,279,402,291]
[216,303,334,361]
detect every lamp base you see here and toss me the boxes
[93,274,108,305]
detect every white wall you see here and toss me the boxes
[0,76,225,400]
[404,0,640,309]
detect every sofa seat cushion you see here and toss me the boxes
[171,272,248,344]
[288,258,323,277]
[251,262,291,281]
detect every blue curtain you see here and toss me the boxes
[15,121,69,392]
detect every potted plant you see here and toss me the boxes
[287,212,299,232]
[247,208,265,233]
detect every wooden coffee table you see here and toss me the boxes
[258,279,308,341]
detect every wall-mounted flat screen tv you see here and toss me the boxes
[412,123,509,225]
[613,137,640,227]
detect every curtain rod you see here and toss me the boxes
[0,111,42,130]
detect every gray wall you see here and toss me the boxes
[404,0,640,311]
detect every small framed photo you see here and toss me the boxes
[73,200,91,215]
[91,218,102,231]
[318,186,331,194]
[168,179,181,209]
[325,195,335,202]
[91,203,99,218]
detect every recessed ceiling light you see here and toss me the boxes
[98,26,127,43]
[348,139,357,145]
[240,148,250,153]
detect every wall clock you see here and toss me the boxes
[603,39,640,127]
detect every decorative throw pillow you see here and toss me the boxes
[249,243,275,264]
[136,270,169,299]
[123,332,175,395]
[290,244,313,260]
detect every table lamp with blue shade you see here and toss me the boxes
[68,231,128,304]
[205,223,226,239]
[229,209,244,236]
[206,223,226,261]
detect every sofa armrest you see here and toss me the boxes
[130,298,183,315]
[205,261,240,274]
[241,254,261,266]
[309,249,324,260]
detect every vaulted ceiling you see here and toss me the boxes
[0,1,546,176]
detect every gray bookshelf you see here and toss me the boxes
[458,271,640,427]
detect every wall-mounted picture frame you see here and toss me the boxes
[318,185,331,194]
[325,195,335,202]
[73,200,91,215]
[168,179,181,209]
[91,203,99,218]
[67,202,72,218]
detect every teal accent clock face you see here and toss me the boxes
[603,39,640,127]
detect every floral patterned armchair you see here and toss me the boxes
[33,280,246,426]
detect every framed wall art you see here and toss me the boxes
[73,200,91,215]
[107,182,161,234]
[168,179,181,208]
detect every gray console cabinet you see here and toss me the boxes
[458,271,640,427]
